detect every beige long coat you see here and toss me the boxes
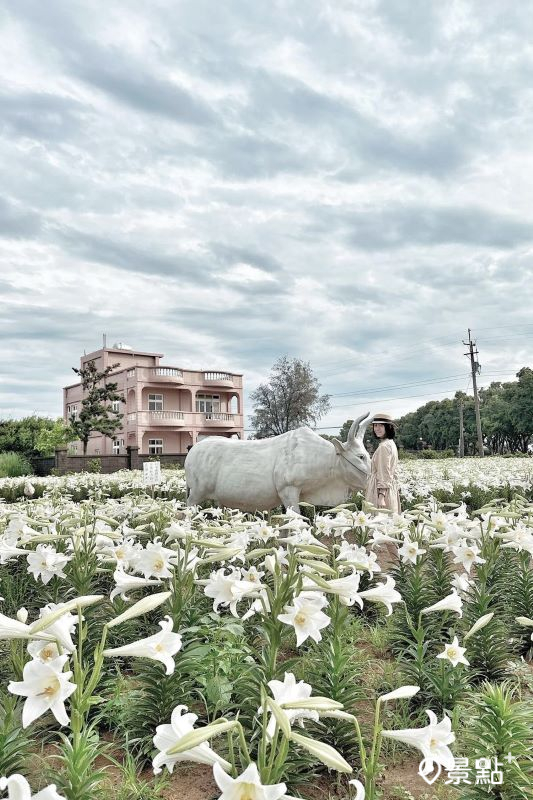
[365,438,401,513]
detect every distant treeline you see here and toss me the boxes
[335,367,533,455]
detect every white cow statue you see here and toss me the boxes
[184,412,372,513]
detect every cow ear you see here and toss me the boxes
[331,438,345,454]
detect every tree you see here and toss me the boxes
[68,360,124,454]
[0,416,71,459]
[250,356,330,438]
[35,419,75,456]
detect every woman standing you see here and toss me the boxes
[365,413,401,513]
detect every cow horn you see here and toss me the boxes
[348,411,372,443]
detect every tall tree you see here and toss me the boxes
[250,356,330,438]
[68,360,124,455]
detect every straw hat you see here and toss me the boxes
[371,412,397,426]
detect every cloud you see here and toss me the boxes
[0,198,42,239]
[1,0,533,431]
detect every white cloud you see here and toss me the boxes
[0,0,532,433]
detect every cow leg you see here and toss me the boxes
[186,485,203,507]
[278,485,301,514]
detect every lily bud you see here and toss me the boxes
[291,732,353,773]
[107,591,171,628]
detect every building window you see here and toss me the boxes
[148,394,163,411]
[112,439,124,454]
[95,449,101,455]
[111,400,120,412]
[196,394,220,413]
[148,438,163,454]
[68,444,77,455]
[127,368,135,379]
[67,404,78,418]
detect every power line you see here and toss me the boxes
[325,369,519,398]
[316,332,532,380]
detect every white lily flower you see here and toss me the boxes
[0,535,28,565]
[33,603,78,652]
[106,538,142,569]
[451,541,485,574]
[278,594,330,646]
[202,568,262,617]
[264,547,289,574]
[0,774,66,799]
[213,762,287,800]
[8,654,76,728]
[336,541,381,576]
[26,545,70,585]
[398,539,426,565]
[421,590,463,618]
[358,576,403,616]
[262,673,319,738]
[0,612,33,641]
[27,640,61,663]
[133,541,175,579]
[436,636,469,667]
[103,616,182,675]
[320,572,363,607]
[110,568,161,601]
[152,705,231,774]
[451,573,471,594]
[381,710,455,773]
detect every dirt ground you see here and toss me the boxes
[159,759,459,800]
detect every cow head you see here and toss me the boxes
[331,411,372,489]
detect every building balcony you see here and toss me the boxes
[126,410,242,429]
[203,371,234,387]
[127,410,186,427]
[128,367,184,384]
[203,412,237,426]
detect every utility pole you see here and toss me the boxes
[463,329,484,457]
[458,396,465,457]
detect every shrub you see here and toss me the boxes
[0,451,33,477]
[417,448,455,459]
[86,457,102,473]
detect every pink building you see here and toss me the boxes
[63,344,244,456]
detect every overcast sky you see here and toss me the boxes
[1,0,533,434]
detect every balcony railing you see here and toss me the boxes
[150,410,184,421]
[204,372,231,381]
[205,412,234,421]
[153,367,183,379]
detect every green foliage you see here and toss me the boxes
[0,451,33,477]
[494,549,533,659]
[111,749,169,800]
[294,607,368,767]
[462,540,516,683]
[35,418,74,456]
[417,448,456,459]
[86,458,102,473]
[0,695,33,777]
[457,682,533,799]
[0,415,67,459]
[51,723,109,800]
[117,643,208,761]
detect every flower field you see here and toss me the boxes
[0,458,532,800]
